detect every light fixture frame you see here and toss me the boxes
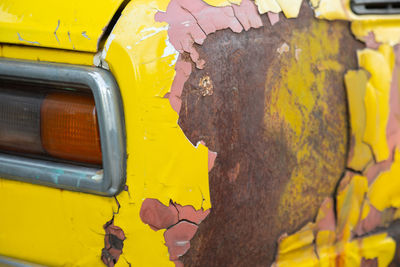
[0,58,126,196]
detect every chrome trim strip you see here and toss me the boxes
[0,59,126,196]
[0,255,44,267]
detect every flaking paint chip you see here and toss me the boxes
[277,43,289,55]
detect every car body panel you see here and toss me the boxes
[0,0,400,266]
[0,44,94,65]
[0,0,124,52]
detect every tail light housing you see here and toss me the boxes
[0,59,126,196]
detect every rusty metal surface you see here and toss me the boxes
[178,3,364,266]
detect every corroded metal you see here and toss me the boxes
[178,3,363,266]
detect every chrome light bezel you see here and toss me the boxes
[0,58,126,196]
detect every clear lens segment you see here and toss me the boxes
[0,88,44,154]
[0,79,102,165]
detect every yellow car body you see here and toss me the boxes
[0,0,400,266]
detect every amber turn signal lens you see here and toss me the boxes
[41,92,102,164]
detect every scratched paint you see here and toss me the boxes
[1,0,400,266]
[0,0,124,52]
[107,0,268,264]
[106,0,344,265]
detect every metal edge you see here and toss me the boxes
[0,255,45,267]
[0,58,126,196]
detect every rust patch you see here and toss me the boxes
[177,2,363,266]
[101,219,126,267]
[227,162,240,183]
[198,75,214,96]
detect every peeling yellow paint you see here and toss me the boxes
[202,0,241,7]
[315,230,336,267]
[369,149,400,211]
[273,174,396,266]
[254,0,281,14]
[275,226,395,267]
[358,46,394,162]
[275,0,302,18]
[1,0,400,265]
[336,175,369,240]
[102,1,211,266]
[352,20,400,46]
[311,0,400,22]
[273,1,400,266]
[311,0,348,20]
[0,0,210,266]
[273,223,319,267]
[310,0,400,49]
[253,0,302,18]
[361,233,396,267]
[344,70,373,171]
